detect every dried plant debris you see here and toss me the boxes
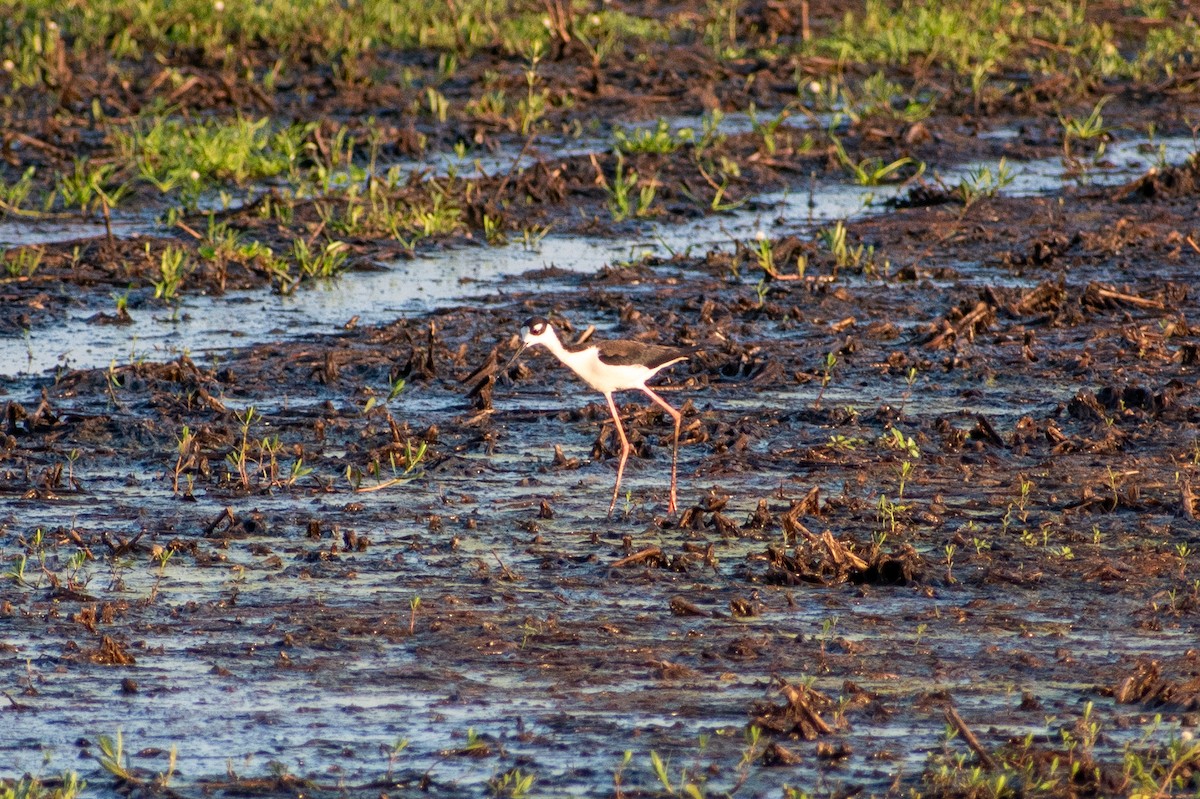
[740,533,925,587]
[750,679,837,740]
[1110,660,1200,712]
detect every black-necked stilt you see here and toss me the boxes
[506,316,692,516]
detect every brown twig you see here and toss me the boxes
[491,550,520,581]
[490,131,538,207]
[945,705,998,771]
[611,547,663,568]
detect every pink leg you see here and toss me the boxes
[604,392,632,517]
[642,387,683,514]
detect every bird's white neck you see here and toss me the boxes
[537,328,578,367]
[533,329,621,393]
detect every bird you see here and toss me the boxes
[505,316,693,516]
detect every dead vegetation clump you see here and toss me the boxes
[1115,155,1200,201]
[1110,660,1200,712]
[740,530,925,587]
[750,678,837,740]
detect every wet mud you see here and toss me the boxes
[4,166,1200,796]
[4,2,1200,797]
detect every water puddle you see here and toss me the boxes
[0,215,154,247]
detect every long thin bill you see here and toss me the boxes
[502,343,530,374]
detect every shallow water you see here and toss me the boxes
[5,477,1189,796]
[1,135,1193,381]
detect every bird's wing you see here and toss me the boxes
[594,340,693,369]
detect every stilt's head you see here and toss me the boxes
[505,316,557,373]
[519,316,556,349]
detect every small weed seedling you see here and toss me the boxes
[0,166,36,213]
[1060,96,1114,165]
[3,246,44,278]
[752,230,775,276]
[818,220,873,272]
[292,238,349,279]
[704,0,744,60]
[488,768,535,799]
[747,102,794,156]
[153,245,188,301]
[831,135,922,186]
[1,771,87,799]
[383,738,410,782]
[897,459,915,498]
[954,157,1014,207]
[96,730,133,781]
[613,119,692,155]
[613,750,633,798]
[648,750,705,799]
[226,406,261,491]
[814,351,838,408]
[605,155,657,221]
[409,595,421,635]
[882,427,921,459]
[828,434,862,452]
[877,494,907,535]
[817,617,840,664]
[899,365,920,415]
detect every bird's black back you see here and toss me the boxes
[591,339,694,369]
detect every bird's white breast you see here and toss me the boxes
[560,346,656,394]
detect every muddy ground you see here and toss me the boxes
[4,164,1200,796]
[4,2,1200,798]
